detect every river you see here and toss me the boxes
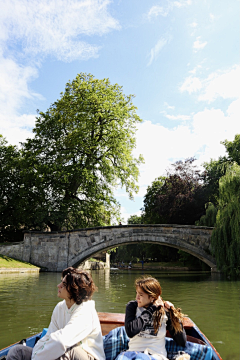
[0,270,239,360]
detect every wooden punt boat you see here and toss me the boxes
[0,312,222,360]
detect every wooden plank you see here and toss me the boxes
[98,312,125,335]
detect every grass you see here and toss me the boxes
[0,254,39,269]
[88,258,104,262]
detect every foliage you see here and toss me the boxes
[110,242,179,263]
[142,158,207,225]
[177,250,210,270]
[127,215,142,224]
[211,163,240,277]
[0,136,25,241]
[0,73,144,239]
[222,134,240,164]
[202,134,240,206]
[195,202,217,227]
[202,158,229,206]
[110,213,179,264]
[142,177,165,224]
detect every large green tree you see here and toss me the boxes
[199,134,240,226]
[22,73,143,231]
[211,163,240,276]
[0,74,143,240]
[0,136,25,241]
[202,134,240,205]
[142,158,207,225]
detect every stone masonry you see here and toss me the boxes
[0,224,216,272]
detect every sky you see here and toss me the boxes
[0,0,239,223]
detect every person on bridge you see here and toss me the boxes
[124,276,187,360]
[7,267,105,360]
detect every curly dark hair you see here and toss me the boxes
[62,267,97,305]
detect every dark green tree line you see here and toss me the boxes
[211,163,240,276]
[0,136,25,241]
[142,158,207,225]
[199,134,240,276]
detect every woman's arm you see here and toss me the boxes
[32,302,95,360]
[125,300,158,338]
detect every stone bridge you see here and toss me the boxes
[0,224,217,272]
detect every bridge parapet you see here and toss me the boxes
[0,224,216,272]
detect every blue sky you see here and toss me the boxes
[0,0,239,223]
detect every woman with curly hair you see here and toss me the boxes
[7,267,105,360]
[125,276,187,360]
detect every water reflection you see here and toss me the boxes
[91,270,239,360]
[0,270,239,360]
[0,272,61,348]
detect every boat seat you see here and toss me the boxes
[103,326,213,360]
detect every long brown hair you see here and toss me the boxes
[135,276,185,334]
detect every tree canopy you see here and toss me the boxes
[211,163,240,276]
[0,73,143,239]
[0,136,24,241]
[142,158,207,225]
[197,134,240,275]
[202,134,240,207]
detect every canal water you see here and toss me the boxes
[0,270,239,360]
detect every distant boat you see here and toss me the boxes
[0,312,222,360]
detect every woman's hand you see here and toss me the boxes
[153,296,164,308]
[164,300,174,310]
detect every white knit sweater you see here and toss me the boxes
[31,300,105,360]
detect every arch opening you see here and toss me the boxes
[71,240,212,271]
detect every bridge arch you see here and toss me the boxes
[69,224,215,270]
[0,224,217,272]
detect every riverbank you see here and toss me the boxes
[0,254,106,273]
[112,261,207,271]
[0,254,40,273]
[0,255,207,273]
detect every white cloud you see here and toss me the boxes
[147,0,192,19]
[147,5,169,19]
[116,95,240,216]
[174,0,192,8]
[0,55,39,145]
[0,55,40,115]
[0,114,36,146]
[133,121,200,189]
[148,37,171,66]
[189,65,202,74]
[193,37,207,52]
[199,65,240,102]
[124,93,239,196]
[227,98,240,117]
[164,102,175,110]
[161,111,191,121]
[193,106,240,164]
[210,13,215,21]
[190,22,198,28]
[165,114,191,121]
[0,0,120,61]
[180,65,240,102]
[0,0,120,145]
[180,76,202,93]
